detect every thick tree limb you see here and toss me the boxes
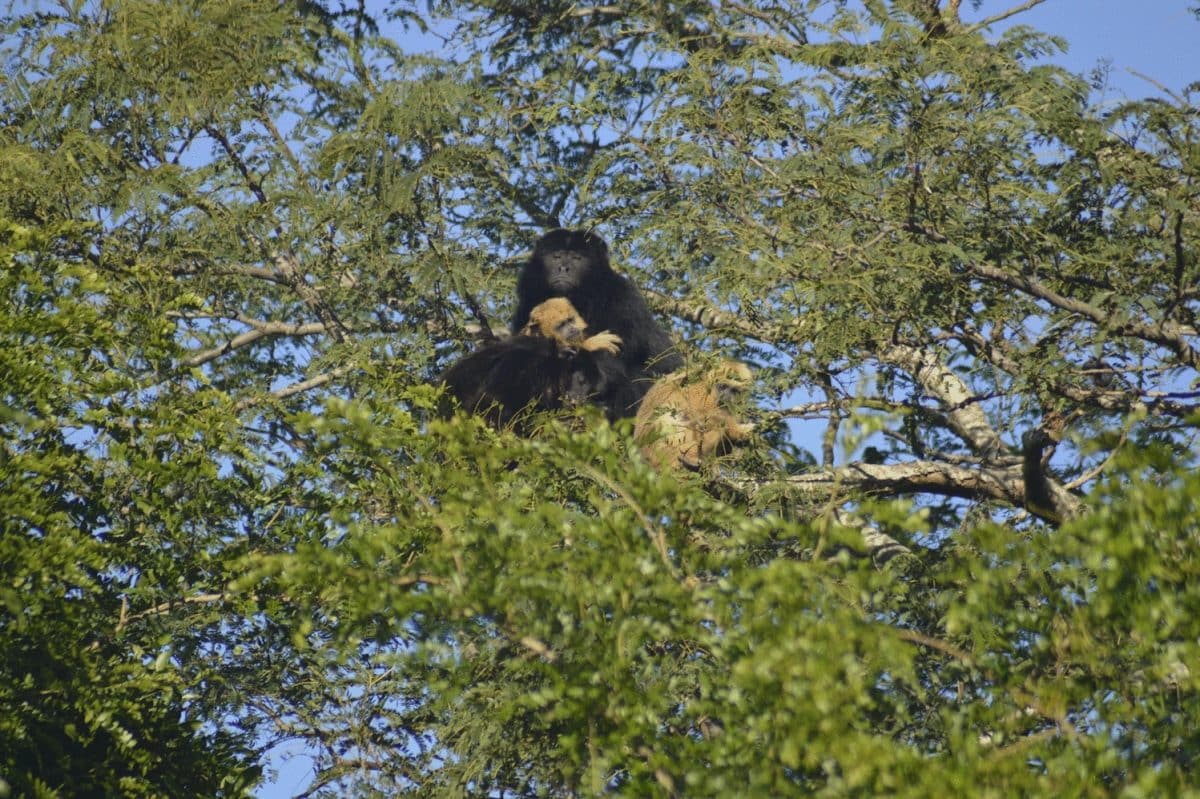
[778,460,1021,505]
[648,291,749,334]
[880,343,1004,455]
[833,509,912,567]
[732,458,1082,524]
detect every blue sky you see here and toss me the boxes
[996,0,1197,97]
[254,2,1197,796]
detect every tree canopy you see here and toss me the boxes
[2,1,1199,796]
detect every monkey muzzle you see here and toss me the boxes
[543,252,586,291]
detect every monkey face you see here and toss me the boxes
[713,361,754,399]
[553,318,584,349]
[559,355,620,407]
[539,248,593,292]
[563,369,597,405]
[524,297,588,350]
[532,229,609,292]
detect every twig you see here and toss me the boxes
[896,628,1079,739]
[116,592,229,633]
[965,261,1200,370]
[273,250,351,344]
[1065,426,1129,491]
[258,109,305,179]
[184,320,326,367]
[967,0,1050,33]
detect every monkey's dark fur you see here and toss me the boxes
[511,229,683,403]
[1021,428,1062,524]
[440,300,638,429]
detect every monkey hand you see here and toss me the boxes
[582,331,623,355]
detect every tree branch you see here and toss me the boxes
[184,320,327,367]
[204,124,269,205]
[880,343,1005,455]
[966,0,1050,32]
[233,365,356,411]
[116,592,229,633]
[273,250,351,344]
[952,324,1137,412]
[759,456,1083,524]
[774,459,1022,505]
[648,291,751,335]
[832,509,912,567]
[965,261,1200,370]
[169,262,287,284]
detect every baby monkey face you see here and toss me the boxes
[524,298,622,357]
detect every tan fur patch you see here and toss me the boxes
[634,360,755,471]
[522,297,623,355]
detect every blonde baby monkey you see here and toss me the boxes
[521,297,622,356]
[634,360,755,471]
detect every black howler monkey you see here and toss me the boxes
[511,229,683,402]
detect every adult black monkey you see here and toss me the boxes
[511,229,683,405]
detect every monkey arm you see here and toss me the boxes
[581,331,622,355]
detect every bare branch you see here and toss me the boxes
[233,365,356,412]
[775,401,839,418]
[183,320,326,367]
[273,250,351,344]
[169,262,287,284]
[967,0,1050,33]
[1065,428,1129,491]
[117,592,229,632]
[567,5,621,17]
[965,261,1200,370]
[745,456,1083,524]
[880,344,1004,455]
[773,459,1022,506]
[271,366,353,401]
[647,291,753,336]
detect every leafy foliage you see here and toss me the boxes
[2,1,1198,796]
